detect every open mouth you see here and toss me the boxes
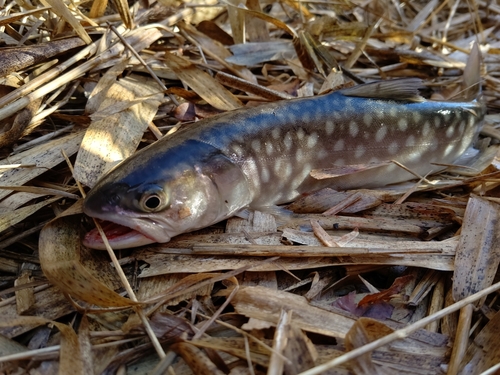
[83,221,156,250]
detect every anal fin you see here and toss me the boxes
[310,161,393,180]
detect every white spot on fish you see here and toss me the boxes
[405,135,416,147]
[355,145,365,158]
[307,133,318,148]
[325,120,335,135]
[296,148,304,162]
[272,128,281,140]
[333,111,342,120]
[333,139,344,151]
[398,118,408,132]
[434,116,442,127]
[444,144,455,156]
[468,115,475,127]
[283,132,293,151]
[297,128,305,140]
[458,120,466,133]
[261,167,270,183]
[389,107,398,117]
[266,142,273,156]
[317,148,328,159]
[349,121,359,137]
[375,126,387,142]
[251,139,261,152]
[413,112,422,123]
[446,125,455,138]
[232,144,244,156]
[274,158,283,174]
[363,114,372,126]
[283,163,293,179]
[387,141,399,155]
[422,121,431,137]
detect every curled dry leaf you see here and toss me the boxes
[358,275,414,307]
[39,213,136,307]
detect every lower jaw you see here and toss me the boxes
[83,221,156,250]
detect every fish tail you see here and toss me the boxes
[462,41,482,101]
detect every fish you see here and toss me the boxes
[82,46,485,250]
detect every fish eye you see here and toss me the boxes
[138,185,168,212]
[144,195,161,210]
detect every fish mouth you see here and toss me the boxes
[83,221,159,250]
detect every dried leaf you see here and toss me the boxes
[0,316,84,375]
[0,37,85,78]
[74,75,162,187]
[40,0,91,44]
[171,342,225,375]
[0,196,59,233]
[0,131,84,200]
[39,215,136,307]
[163,52,243,111]
[358,275,414,307]
[0,8,50,26]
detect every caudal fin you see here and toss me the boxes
[462,42,482,101]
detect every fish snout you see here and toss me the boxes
[83,183,129,218]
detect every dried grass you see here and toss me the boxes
[1,0,500,374]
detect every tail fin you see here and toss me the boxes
[462,42,482,101]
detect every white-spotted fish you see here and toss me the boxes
[83,46,485,249]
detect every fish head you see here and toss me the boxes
[83,140,250,249]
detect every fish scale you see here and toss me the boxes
[82,72,485,249]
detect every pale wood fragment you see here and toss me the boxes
[447,304,474,375]
[457,309,500,374]
[425,275,445,333]
[453,196,500,305]
[232,286,356,338]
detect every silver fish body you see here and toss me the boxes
[83,84,485,249]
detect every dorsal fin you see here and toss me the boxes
[340,78,425,102]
